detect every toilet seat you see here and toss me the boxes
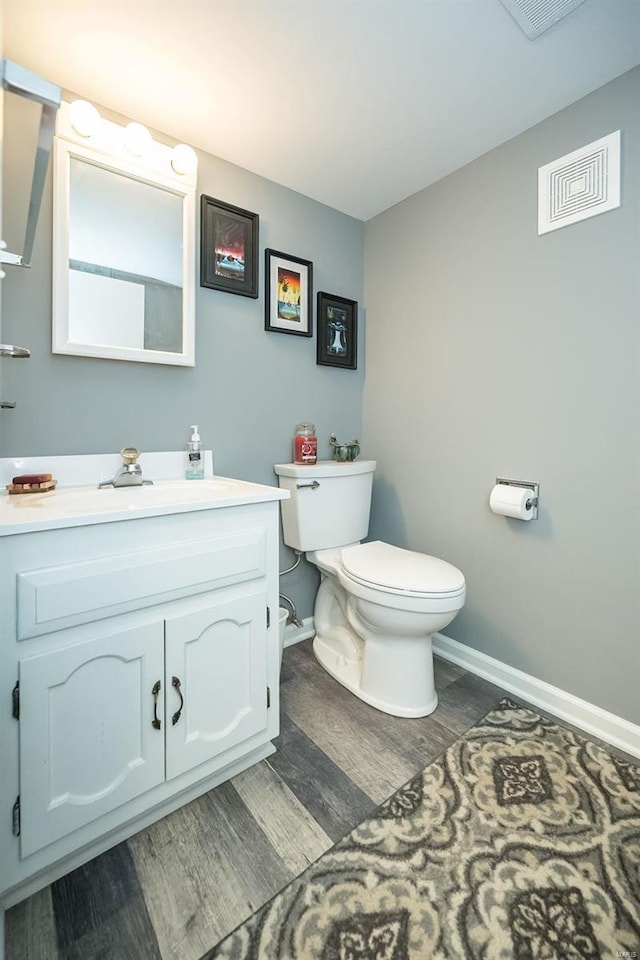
[341,540,465,599]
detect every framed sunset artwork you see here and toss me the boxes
[200,195,259,298]
[264,248,313,337]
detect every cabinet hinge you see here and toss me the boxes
[12,796,20,836]
[12,681,19,720]
[266,606,270,628]
[267,685,271,709]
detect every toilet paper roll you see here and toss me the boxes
[489,484,535,520]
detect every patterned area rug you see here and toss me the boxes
[203,698,640,959]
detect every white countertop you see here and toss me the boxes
[0,477,289,536]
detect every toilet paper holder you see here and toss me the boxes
[495,477,540,519]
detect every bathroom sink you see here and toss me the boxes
[93,478,242,507]
[0,476,289,534]
[22,478,242,511]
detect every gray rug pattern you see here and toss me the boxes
[203,699,640,959]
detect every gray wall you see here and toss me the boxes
[3,65,638,724]
[1,93,365,618]
[364,67,640,725]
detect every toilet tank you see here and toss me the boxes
[274,460,376,551]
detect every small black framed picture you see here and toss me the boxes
[316,292,358,369]
[265,248,313,337]
[200,195,259,298]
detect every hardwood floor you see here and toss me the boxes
[4,640,629,960]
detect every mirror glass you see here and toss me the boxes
[53,103,196,366]
[69,159,184,353]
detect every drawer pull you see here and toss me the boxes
[171,676,184,726]
[151,680,161,730]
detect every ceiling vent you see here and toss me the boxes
[500,0,588,39]
[538,131,621,235]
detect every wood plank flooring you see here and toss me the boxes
[4,640,630,960]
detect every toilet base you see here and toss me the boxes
[312,633,439,719]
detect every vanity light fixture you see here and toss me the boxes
[171,143,198,176]
[58,99,198,183]
[124,122,152,157]
[68,99,101,138]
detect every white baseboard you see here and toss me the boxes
[433,633,640,760]
[283,616,315,648]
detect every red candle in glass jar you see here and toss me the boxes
[293,422,317,464]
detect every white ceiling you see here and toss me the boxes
[4,0,640,220]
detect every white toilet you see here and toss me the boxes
[274,459,466,718]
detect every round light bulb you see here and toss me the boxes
[69,99,101,138]
[124,122,152,157]
[171,143,197,176]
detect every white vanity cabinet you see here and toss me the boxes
[0,480,287,943]
[19,587,269,858]
[164,590,269,780]
[19,618,167,857]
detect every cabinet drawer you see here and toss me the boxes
[17,529,266,640]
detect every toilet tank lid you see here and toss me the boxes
[274,460,376,478]
[342,541,465,595]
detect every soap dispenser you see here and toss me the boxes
[185,425,204,479]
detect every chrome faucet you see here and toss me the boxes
[97,448,154,489]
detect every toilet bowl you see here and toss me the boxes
[273,460,466,718]
[309,541,465,717]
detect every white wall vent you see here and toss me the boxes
[500,0,587,39]
[538,131,621,235]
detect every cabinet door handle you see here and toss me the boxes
[171,676,184,726]
[151,680,161,730]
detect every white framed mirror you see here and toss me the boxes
[53,101,196,366]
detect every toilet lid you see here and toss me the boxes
[341,540,465,596]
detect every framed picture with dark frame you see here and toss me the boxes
[264,249,313,336]
[200,195,259,298]
[316,292,358,369]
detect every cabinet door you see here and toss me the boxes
[165,590,268,780]
[19,622,165,857]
